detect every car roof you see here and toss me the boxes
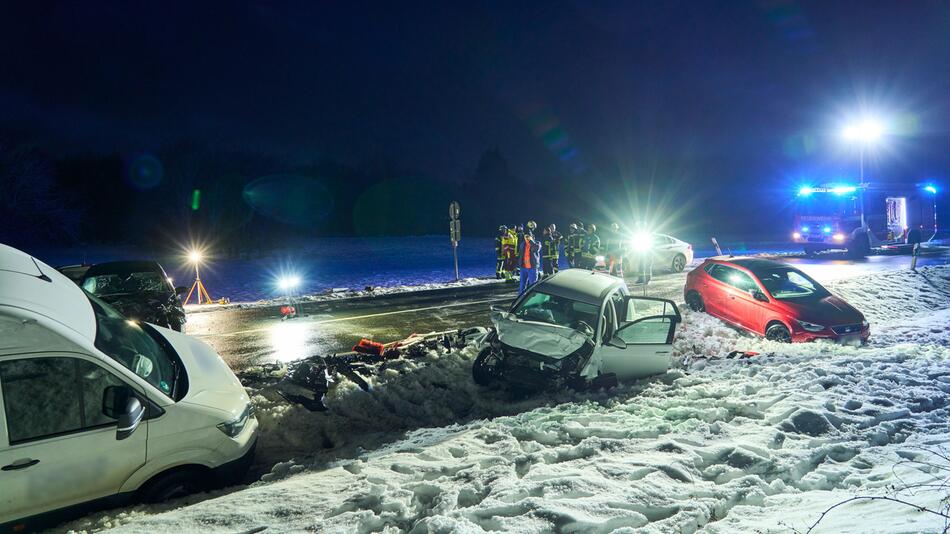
[710,256,791,273]
[0,244,97,345]
[533,268,624,305]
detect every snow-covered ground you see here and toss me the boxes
[184,276,503,314]
[62,265,950,533]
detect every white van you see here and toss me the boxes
[0,244,258,532]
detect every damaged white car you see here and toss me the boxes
[473,269,681,390]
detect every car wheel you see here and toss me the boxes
[671,254,687,273]
[685,291,705,312]
[765,323,792,343]
[138,469,206,503]
[472,346,500,386]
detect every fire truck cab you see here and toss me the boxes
[791,182,937,256]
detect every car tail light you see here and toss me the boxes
[687,244,692,250]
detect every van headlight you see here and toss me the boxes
[796,320,825,332]
[217,403,253,437]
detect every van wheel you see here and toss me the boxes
[848,235,870,258]
[765,323,792,343]
[685,291,705,312]
[472,346,500,386]
[139,469,206,503]
[671,254,687,272]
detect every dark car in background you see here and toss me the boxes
[684,257,869,344]
[74,261,187,331]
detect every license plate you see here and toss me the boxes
[837,334,861,346]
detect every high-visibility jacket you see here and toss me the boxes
[542,232,561,259]
[501,230,518,251]
[566,231,581,257]
[495,235,505,259]
[581,232,601,259]
[520,235,540,269]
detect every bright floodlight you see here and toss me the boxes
[924,185,937,194]
[188,250,203,264]
[278,275,301,291]
[631,231,653,252]
[841,118,885,144]
[798,186,814,196]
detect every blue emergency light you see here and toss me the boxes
[831,185,857,195]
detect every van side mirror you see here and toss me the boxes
[751,290,769,303]
[117,397,145,441]
[175,286,188,295]
[104,386,144,440]
[606,335,626,349]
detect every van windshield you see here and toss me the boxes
[87,293,181,399]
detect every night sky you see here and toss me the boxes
[2,1,950,244]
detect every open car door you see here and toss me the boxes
[598,297,681,380]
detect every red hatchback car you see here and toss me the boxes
[684,257,869,343]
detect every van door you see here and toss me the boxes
[0,355,147,524]
[597,297,680,380]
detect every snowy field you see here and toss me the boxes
[28,236,795,304]
[60,264,950,533]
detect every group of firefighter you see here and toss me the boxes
[496,220,649,295]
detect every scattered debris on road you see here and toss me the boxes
[239,327,487,411]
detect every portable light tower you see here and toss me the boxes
[183,249,213,305]
[841,116,886,229]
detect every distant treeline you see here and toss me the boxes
[0,141,611,252]
[3,137,758,254]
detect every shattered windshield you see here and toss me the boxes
[757,268,829,300]
[83,271,168,295]
[510,290,599,335]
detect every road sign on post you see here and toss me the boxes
[449,201,461,281]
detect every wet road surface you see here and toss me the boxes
[187,247,950,371]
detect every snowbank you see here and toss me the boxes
[62,265,950,533]
[184,277,502,314]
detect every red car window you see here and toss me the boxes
[708,264,757,292]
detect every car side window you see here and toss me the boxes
[0,357,125,444]
[708,265,757,292]
[617,318,674,344]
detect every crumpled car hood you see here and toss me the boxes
[98,291,180,323]
[491,310,590,360]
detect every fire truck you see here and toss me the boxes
[790,182,938,256]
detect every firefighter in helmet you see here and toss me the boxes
[495,225,508,279]
[580,223,600,270]
[541,223,562,278]
[501,225,518,281]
